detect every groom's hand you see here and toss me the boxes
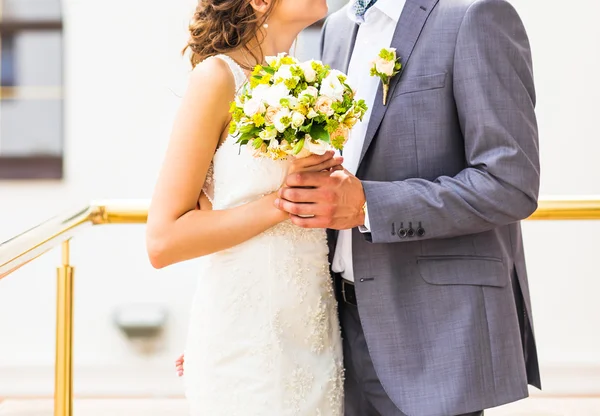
[275,168,366,230]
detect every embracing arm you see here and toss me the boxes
[363,0,540,244]
[146,58,285,269]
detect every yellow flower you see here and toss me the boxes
[342,113,359,129]
[280,56,296,65]
[252,113,265,127]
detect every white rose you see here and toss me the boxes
[315,96,335,117]
[374,57,395,77]
[274,64,295,81]
[264,106,280,125]
[304,136,331,155]
[300,61,317,83]
[320,72,345,102]
[251,84,270,102]
[291,112,306,129]
[307,108,319,119]
[243,97,264,117]
[332,126,350,146]
[284,95,299,110]
[273,108,291,133]
[259,128,277,141]
[301,86,319,99]
[264,83,290,107]
[265,55,278,67]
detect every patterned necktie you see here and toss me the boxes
[352,0,379,19]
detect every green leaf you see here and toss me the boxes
[283,128,296,143]
[235,136,250,146]
[252,137,264,149]
[239,131,256,143]
[262,66,275,75]
[379,49,395,61]
[299,121,313,133]
[239,124,255,134]
[325,119,340,133]
[293,138,305,155]
[331,132,346,150]
[310,124,330,143]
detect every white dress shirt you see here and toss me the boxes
[331,0,406,282]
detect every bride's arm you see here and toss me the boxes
[146,57,277,268]
[146,58,339,269]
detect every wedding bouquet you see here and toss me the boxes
[229,53,368,160]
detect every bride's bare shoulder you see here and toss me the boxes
[187,55,236,96]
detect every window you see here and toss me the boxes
[0,0,63,179]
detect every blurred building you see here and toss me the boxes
[0,0,63,179]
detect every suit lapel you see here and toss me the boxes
[358,0,440,167]
[341,20,360,73]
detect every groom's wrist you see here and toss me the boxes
[355,182,368,229]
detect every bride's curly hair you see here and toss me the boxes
[184,0,277,70]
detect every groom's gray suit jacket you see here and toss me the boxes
[322,0,542,415]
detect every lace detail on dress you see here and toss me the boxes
[201,54,248,204]
[202,163,215,204]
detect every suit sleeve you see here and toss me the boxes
[361,0,540,244]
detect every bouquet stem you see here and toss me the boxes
[383,83,389,106]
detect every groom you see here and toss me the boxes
[276,0,541,415]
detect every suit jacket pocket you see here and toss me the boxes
[392,72,447,98]
[417,255,508,287]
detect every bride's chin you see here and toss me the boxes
[304,12,327,29]
[304,2,328,26]
[316,4,329,21]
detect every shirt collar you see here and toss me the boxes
[374,0,405,22]
[347,0,405,24]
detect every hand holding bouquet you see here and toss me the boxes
[229,53,368,160]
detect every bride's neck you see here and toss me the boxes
[256,28,298,60]
[230,28,299,69]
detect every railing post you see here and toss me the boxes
[54,240,74,416]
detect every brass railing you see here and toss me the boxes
[0,200,147,416]
[0,197,600,416]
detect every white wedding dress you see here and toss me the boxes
[183,55,344,416]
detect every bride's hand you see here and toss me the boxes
[175,354,184,377]
[287,151,344,176]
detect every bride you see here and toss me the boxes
[146,0,344,414]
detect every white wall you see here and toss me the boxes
[1,0,599,397]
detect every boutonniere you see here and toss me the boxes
[370,48,402,105]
